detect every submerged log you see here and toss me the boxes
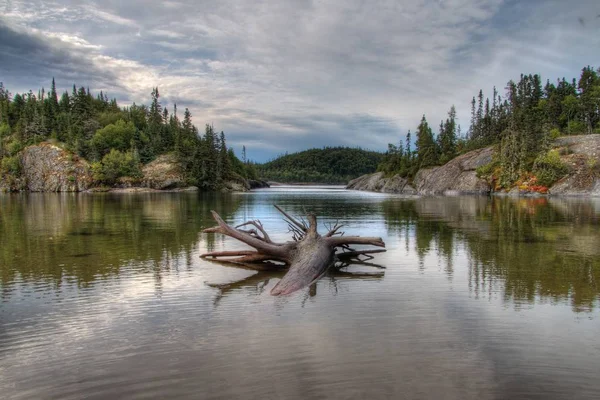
[201,206,386,296]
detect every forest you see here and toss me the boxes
[379,65,600,189]
[0,81,257,189]
[2,65,598,190]
[257,147,384,183]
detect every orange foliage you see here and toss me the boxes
[514,173,548,194]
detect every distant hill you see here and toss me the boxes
[257,147,384,184]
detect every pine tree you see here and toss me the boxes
[416,115,438,168]
[469,96,476,141]
[437,106,457,164]
[148,87,164,156]
[218,131,231,182]
[578,66,600,134]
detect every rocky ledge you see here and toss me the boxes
[347,135,600,197]
[547,135,600,196]
[413,146,493,195]
[0,143,93,192]
[1,144,269,193]
[347,146,493,196]
[347,172,417,194]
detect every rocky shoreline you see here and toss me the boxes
[347,135,600,197]
[0,143,269,193]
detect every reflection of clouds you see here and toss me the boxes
[3,191,600,398]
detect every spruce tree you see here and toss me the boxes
[416,115,438,168]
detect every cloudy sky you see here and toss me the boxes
[0,0,598,161]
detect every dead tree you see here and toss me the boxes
[201,205,386,296]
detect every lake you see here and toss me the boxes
[1,187,599,399]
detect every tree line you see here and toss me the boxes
[379,65,600,188]
[257,147,384,183]
[0,80,257,188]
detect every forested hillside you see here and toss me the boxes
[379,65,600,190]
[0,80,257,189]
[257,147,384,183]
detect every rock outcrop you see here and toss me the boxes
[1,145,264,193]
[547,135,600,196]
[248,179,270,189]
[348,135,600,197]
[413,147,493,195]
[346,172,417,194]
[2,143,94,192]
[347,147,492,195]
[141,153,186,190]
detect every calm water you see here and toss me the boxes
[1,187,599,399]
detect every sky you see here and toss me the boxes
[0,0,599,161]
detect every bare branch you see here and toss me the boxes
[306,213,318,237]
[326,236,386,248]
[274,205,307,232]
[236,220,273,243]
[201,250,257,258]
[325,222,344,237]
[203,211,292,260]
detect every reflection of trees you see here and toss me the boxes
[464,197,600,312]
[0,193,241,292]
[382,196,600,312]
[382,199,458,274]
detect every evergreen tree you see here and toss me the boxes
[578,66,600,134]
[437,106,457,164]
[219,131,231,180]
[416,115,438,168]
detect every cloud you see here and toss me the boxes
[1,0,599,161]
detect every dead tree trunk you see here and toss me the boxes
[201,205,385,296]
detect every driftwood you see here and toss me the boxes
[201,205,386,295]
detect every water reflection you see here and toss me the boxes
[1,189,600,399]
[381,196,600,312]
[207,261,385,307]
[0,192,241,293]
[1,192,598,312]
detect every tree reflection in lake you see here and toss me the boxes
[382,196,600,312]
[0,192,241,296]
[1,188,599,400]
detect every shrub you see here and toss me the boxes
[0,123,10,139]
[549,128,561,140]
[6,140,23,156]
[91,119,136,157]
[92,149,142,185]
[0,155,22,175]
[532,150,569,187]
[476,160,498,178]
[566,120,586,135]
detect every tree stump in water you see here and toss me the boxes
[201,205,386,295]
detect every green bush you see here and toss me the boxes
[0,155,21,175]
[533,150,569,187]
[476,160,499,178]
[566,120,586,135]
[92,149,142,185]
[6,140,23,156]
[91,119,136,157]
[549,128,561,140]
[0,123,10,139]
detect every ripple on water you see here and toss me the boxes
[0,191,599,399]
